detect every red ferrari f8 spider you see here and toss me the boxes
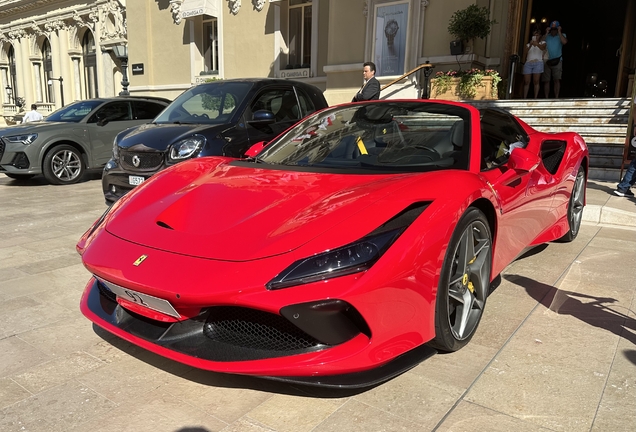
[78,100,588,388]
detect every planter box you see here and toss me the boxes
[430,76,497,100]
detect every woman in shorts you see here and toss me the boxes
[523,29,547,98]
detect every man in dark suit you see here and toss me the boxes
[352,61,381,102]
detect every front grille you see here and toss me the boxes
[97,280,117,302]
[0,140,5,162]
[204,306,322,352]
[120,149,164,171]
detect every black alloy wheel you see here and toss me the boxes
[559,166,586,242]
[430,207,492,352]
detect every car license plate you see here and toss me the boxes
[96,276,180,319]
[129,175,145,186]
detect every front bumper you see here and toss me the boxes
[102,159,157,204]
[81,277,435,388]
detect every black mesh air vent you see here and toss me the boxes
[121,150,164,171]
[97,280,117,302]
[0,140,5,161]
[541,140,566,175]
[204,306,322,352]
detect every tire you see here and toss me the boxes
[559,166,586,242]
[4,173,35,180]
[43,144,84,185]
[430,207,492,352]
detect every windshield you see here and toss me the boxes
[46,100,103,123]
[256,102,471,172]
[154,81,252,124]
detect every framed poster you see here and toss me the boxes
[373,2,408,76]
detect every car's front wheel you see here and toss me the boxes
[43,144,84,185]
[559,165,586,242]
[430,207,492,352]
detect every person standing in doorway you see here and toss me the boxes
[542,20,567,98]
[352,62,381,102]
[22,104,44,122]
[523,29,547,98]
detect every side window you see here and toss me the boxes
[479,109,527,170]
[88,102,132,123]
[295,88,316,117]
[133,101,166,120]
[251,88,301,123]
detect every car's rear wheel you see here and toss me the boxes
[559,165,586,242]
[430,207,492,352]
[43,144,84,185]
[4,173,35,180]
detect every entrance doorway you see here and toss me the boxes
[523,0,629,98]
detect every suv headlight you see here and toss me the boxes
[5,133,38,145]
[168,136,205,163]
[112,137,119,159]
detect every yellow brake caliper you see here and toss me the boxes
[465,256,476,293]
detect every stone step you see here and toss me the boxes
[589,167,623,182]
[588,143,625,156]
[468,98,630,109]
[590,155,624,168]
[516,115,628,125]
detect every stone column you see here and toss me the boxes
[71,56,81,100]
[32,61,43,102]
[1,67,8,104]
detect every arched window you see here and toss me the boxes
[8,45,17,102]
[42,39,53,103]
[82,31,98,98]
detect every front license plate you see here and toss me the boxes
[128,175,145,186]
[96,277,180,319]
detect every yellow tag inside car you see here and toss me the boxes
[356,137,368,155]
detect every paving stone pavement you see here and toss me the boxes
[0,173,635,432]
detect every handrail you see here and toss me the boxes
[380,63,433,91]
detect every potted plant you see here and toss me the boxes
[430,69,501,100]
[447,4,496,55]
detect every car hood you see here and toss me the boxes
[105,159,420,261]
[0,121,80,136]
[118,122,229,151]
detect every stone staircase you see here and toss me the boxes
[466,98,630,181]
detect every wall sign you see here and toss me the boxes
[131,63,144,75]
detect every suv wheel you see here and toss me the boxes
[43,144,85,185]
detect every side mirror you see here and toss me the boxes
[494,148,540,187]
[508,147,540,172]
[249,110,275,124]
[245,141,267,158]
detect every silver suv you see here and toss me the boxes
[0,96,170,184]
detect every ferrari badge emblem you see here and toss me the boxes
[133,254,148,266]
[462,273,469,286]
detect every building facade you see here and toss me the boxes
[0,0,127,122]
[126,0,510,104]
[1,0,634,122]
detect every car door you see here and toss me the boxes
[478,109,556,265]
[244,86,302,147]
[86,101,149,166]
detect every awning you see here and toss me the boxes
[180,0,220,19]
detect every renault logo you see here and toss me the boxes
[132,155,141,167]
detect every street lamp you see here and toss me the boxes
[112,44,129,96]
[47,77,64,107]
[5,85,12,104]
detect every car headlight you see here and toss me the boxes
[267,203,430,290]
[112,137,119,159]
[267,229,402,290]
[168,136,205,162]
[5,133,38,145]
